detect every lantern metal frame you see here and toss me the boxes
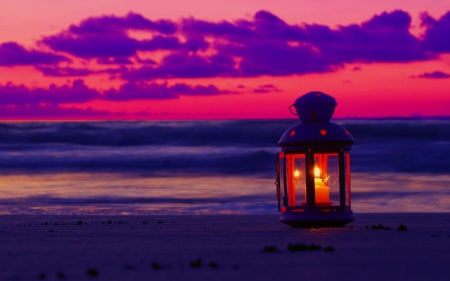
[276,91,355,228]
[276,149,351,213]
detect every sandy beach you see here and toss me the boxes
[0,213,449,281]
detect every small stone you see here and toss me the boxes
[38,273,45,279]
[118,221,122,224]
[263,246,279,253]
[49,230,55,232]
[324,246,335,252]
[152,262,162,270]
[77,221,83,225]
[124,265,136,271]
[143,221,148,224]
[365,226,369,229]
[190,259,202,268]
[287,243,321,252]
[209,262,218,268]
[107,220,112,224]
[87,269,98,277]
[157,220,164,224]
[57,272,65,279]
[398,224,407,231]
[44,222,47,226]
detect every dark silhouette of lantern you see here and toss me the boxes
[276,91,355,227]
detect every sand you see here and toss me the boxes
[0,213,449,281]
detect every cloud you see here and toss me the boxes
[123,52,236,80]
[0,80,100,105]
[68,12,177,35]
[104,82,227,100]
[253,84,280,93]
[302,10,430,63]
[418,71,450,79]
[3,10,445,81]
[421,12,450,53]
[36,66,95,76]
[41,12,179,59]
[128,10,431,80]
[42,35,141,59]
[35,65,126,77]
[0,42,69,66]
[0,104,115,118]
[0,79,231,106]
[169,83,224,95]
[226,41,336,76]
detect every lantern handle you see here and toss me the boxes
[288,104,297,116]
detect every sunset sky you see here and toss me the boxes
[1,0,449,120]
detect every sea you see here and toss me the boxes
[0,120,449,215]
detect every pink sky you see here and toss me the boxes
[0,0,449,119]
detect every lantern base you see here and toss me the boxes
[279,210,355,228]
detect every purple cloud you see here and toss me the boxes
[126,10,430,80]
[0,80,100,105]
[97,56,133,65]
[0,104,115,118]
[0,42,69,66]
[123,52,235,80]
[42,35,140,58]
[418,71,450,79]
[36,66,95,76]
[35,65,127,77]
[182,18,255,39]
[227,41,336,76]
[0,79,231,106]
[104,82,227,100]
[68,12,176,35]
[104,82,178,100]
[421,12,450,52]
[5,10,445,80]
[304,10,430,63]
[170,83,224,95]
[41,12,179,59]
[253,84,280,93]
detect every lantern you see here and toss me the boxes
[276,91,355,227]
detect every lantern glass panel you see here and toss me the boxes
[286,153,306,207]
[313,153,339,206]
[277,153,286,211]
[345,153,351,207]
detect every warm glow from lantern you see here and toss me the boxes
[294,170,300,179]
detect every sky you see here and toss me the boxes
[0,0,449,120]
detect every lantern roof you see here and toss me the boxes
[280,91,354,151]
[291,91,337,121]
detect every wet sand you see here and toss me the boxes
[0,213,449,280]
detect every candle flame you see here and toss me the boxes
[294,170,300,178]
[314,167,320,178]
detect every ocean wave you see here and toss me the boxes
[0,120,448,175]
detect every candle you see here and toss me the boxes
[314,167,330,204]
[314,178,330,204]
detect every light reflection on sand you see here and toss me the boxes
[0,172,448,214]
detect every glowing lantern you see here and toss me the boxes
[276,91,355,227]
